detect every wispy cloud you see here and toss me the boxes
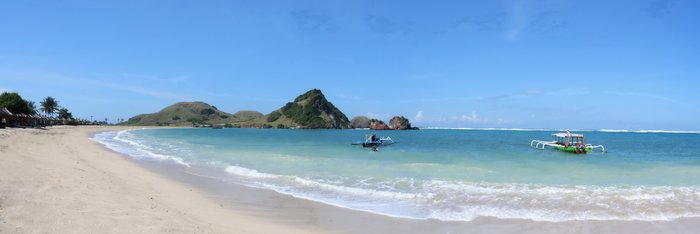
[502,1,568,41]
[505,0,529,41]
[118,73,191,84]
[167,75,190,83]
[409,110,506,126]
[530,11,567,34]
[604,91,683,104]
[334,93,362,101]
[365,112,390,119]
[646,0,674,18]
[365,14,409,34]
[453,111,489,123]
[2,70,194,100]
[452,13,506,32]
[290,10,340,33]
[480,88,588,103]
[101,82,192,100]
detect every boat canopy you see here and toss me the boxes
[551,133,584,146]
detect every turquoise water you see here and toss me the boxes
[93,128,700,221]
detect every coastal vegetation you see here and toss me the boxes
[0,92,91,127]
[0,92,35,115]
[0,92,75,119]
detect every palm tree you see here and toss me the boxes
[26,101,37,115]
[57,107,73,120]
[40,96,59,117]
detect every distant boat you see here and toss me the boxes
[211,125,223,129]
[352,134,396,147]
[531,131,605,154]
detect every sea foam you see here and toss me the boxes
[92,130,190,167]
[216,163,700,222]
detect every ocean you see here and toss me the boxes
[92,128,700,222]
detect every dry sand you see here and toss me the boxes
[0,126,326,233]
[0,126,698,234]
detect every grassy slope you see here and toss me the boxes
[125,102,260,126]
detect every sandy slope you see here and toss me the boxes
[0,126,325,233]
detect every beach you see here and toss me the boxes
[1,126,699,234]
[0,126,327,233]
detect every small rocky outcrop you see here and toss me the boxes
[367,116,418,130]
[389,116,415,130]
[369,119,390,130]
[350,116,371,128]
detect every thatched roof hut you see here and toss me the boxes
[0,108,11,128]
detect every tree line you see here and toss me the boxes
[0,92,73,119]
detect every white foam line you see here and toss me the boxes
[421,127,700,134]
[221,164,700,222]
[91,129,191,167]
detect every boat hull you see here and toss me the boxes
[554,145,591,154]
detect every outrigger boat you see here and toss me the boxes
[352,134,395,147]
[531,131,605,154]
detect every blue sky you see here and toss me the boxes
[1,0,699,130]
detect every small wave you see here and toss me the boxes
[91,130,190,167]
[598,129,629,133]
[225,165,277,179]
[420,181,700,222]
[218,164,700,222]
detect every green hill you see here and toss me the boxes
[124,102,237,126]
[231,110,263,122]
[238,89,350,129]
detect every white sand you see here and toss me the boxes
[0,126,325,233]
[1,126,698,234]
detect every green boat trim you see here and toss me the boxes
[553,145,591,154]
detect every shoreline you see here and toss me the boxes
[1,126,698,233]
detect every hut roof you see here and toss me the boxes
[0,108,12,116]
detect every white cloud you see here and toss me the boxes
[366,112,390,120]
[454,111,491,123]
[414,110,424,122]
[460,111,480,122]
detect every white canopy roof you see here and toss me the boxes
[552,133,584,137]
